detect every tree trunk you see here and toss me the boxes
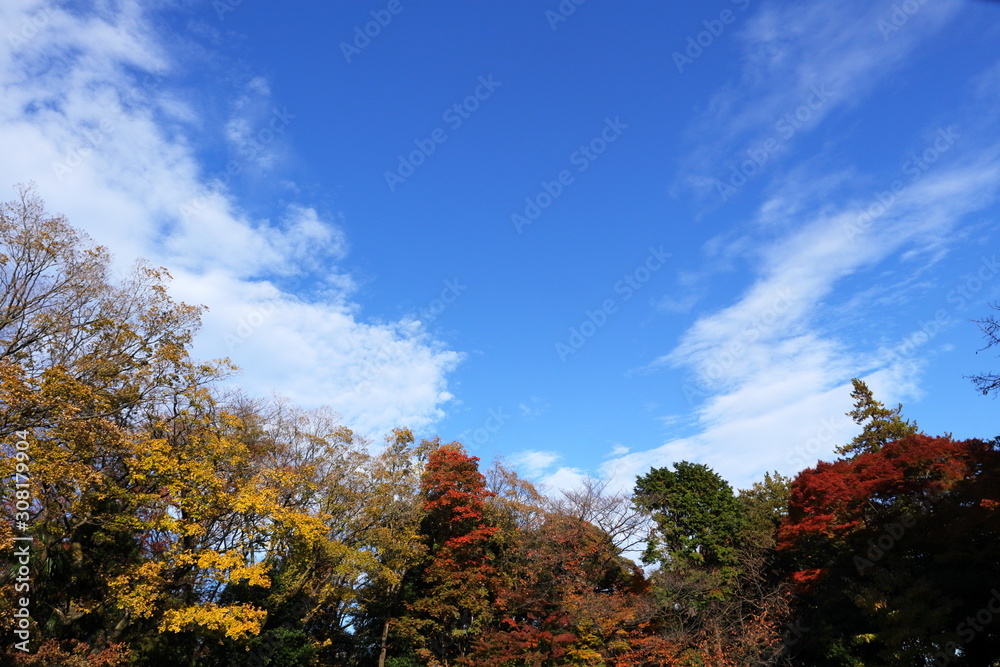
[378,617,390,667]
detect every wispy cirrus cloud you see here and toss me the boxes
[596,1,1000,494]
[628,147,1000,490]
[675,0,965,200]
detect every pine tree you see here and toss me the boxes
[835,378,917,457]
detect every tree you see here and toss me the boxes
[633,465,798,665]
[634,462,745,577]
[395,441,500,666]
[352,428,429,667]
[232,401,371,667]
[548,476,648,554]
[111,380,311,663]
[0,187,332,665]
[0,184,202,439]
[468,511,664,667]
[633,461,746,663]
[719,473,793,666]
[483,457,546,537]
[779,433,1000,666]
[738,472,791,552]
[0,185,214,662]
[834,378,917,457]
[969,304,1000,396]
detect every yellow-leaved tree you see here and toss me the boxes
[0,186,330,665]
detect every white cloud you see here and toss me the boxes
[536,466,587,496]
[623,1,1000,490]
[222,76,291,174]
[677,0,964,197]
[627,155,1000,488]
[517,396,550,420]
[0,0,462,437]
[512,449,561,477]
[608,443,630,457]
[622,150,1000,489]
[656,291,700,314]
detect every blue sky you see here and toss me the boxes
[2,0,999,493]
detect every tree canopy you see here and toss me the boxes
[2,187,998,666]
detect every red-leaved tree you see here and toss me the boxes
[778,434,1000,666]
[398,441,500,665]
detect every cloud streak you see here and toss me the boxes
[601,0,1000,493]
[676,0,965,200]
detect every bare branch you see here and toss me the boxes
[967,305,1000,396]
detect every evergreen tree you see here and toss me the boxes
[835,378,917,457]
